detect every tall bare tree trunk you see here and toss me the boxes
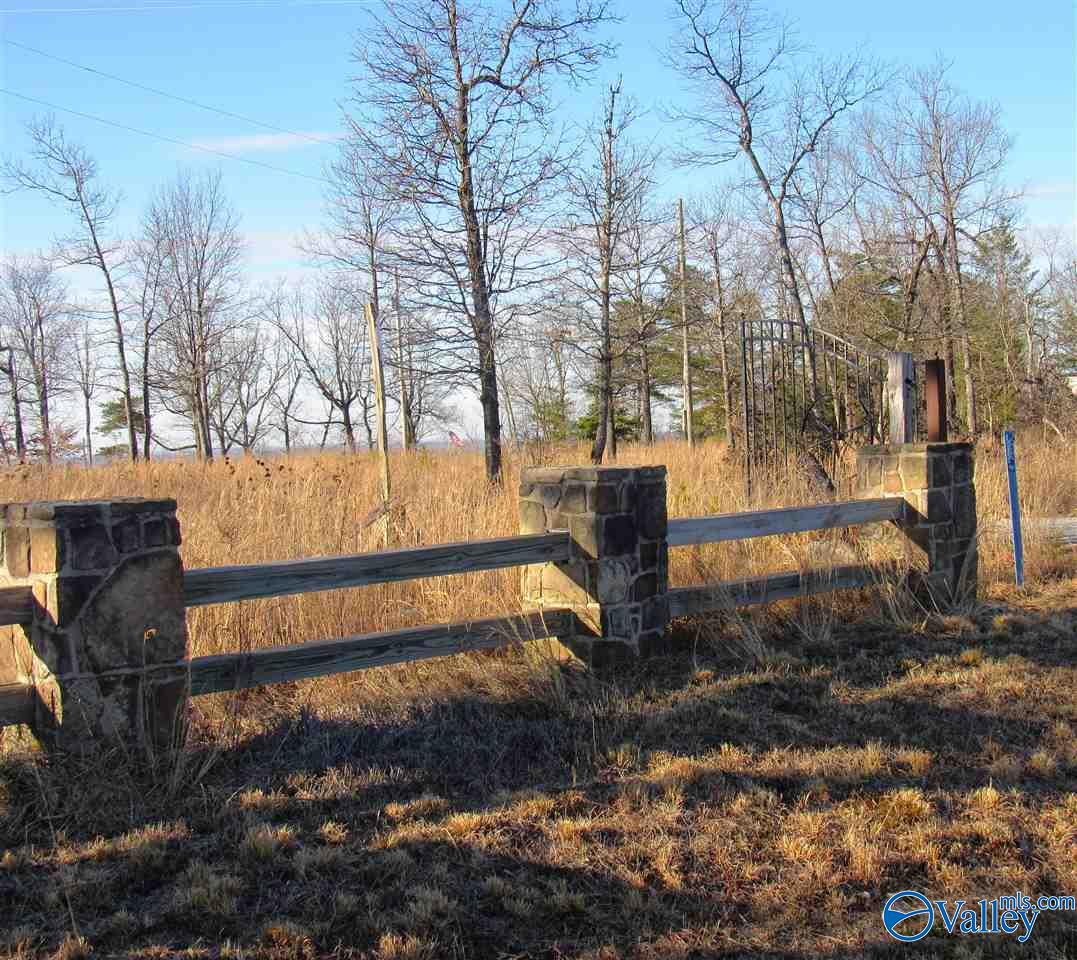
[5,350,25,462]
[679,198,694,445]
[606,389,617,460]
[636,267,653,446]
[83,391,92,466]
[450,4,502,482]
[141,337,153,460]
[590,266,612,464]
[711,235,734,447]
[945,216,978,435]
[85,218,138,462]
[393,274,414,449]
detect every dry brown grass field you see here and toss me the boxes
[1,437,1075,959]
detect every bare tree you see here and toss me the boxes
[858,61,1015,435]
[619,195,675,446]
[129,228,170,458]
[206,321,288,454]
[345,0,615,481]
[0,344,26,462]
[504,321,576,443]
[695,187,747,445]
[0,256,72,463]
[562,81,657,462]
[268,279,372,452]
[314,140,397,316]
[667,0,889,401]
[3,117,139,459]
[268,334,305,452]
[147,169,246,459]
[72,320,100,465]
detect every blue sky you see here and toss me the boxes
[0,0,1074,440]
[2,0,1073,274]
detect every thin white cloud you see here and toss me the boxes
[245,229,306,262]
[1026,180,1076,199]
[187,131,341,153]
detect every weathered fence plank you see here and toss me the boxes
[188,609,574,694]
[667,498,903,548]
[184,532,573,607]
[668,565,877,617]
[0,586,34,626]
[0,682,34,728]
[887,352,916,443]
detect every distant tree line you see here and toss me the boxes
[2,0,1075,475]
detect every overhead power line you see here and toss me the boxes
[1,1,373,13]
[0,87,332,185]
[5,39,338,147]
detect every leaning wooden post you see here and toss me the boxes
[366,302,391,548]
[520,466,669,665]
[855,442,977,605]
[0,499,188,752]
[887,351,917,443]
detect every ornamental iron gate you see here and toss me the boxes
[738,320,930,495]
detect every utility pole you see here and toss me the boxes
[365,303,391,548]
[393,272,414,450]
[678,198,694,447]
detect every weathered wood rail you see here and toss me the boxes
[0,586,34,627]
[0,443,978,745]
[184,532,572,607]
[0,682,34,728]
[668,565,878,618]
[189,610,574,694]
[667,497,903,547]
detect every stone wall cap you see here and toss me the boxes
[520,467,569,484]
[521,464,667,483]
[2,498,178,524]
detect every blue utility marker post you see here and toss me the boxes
[1004,430,1024,587]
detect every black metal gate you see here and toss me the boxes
[738,320,919,494]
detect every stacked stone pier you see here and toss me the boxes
[0,498,188,752]
[519,466,669,664]
[855,442,977,603]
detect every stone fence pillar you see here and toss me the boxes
[0,499,188,752]
[855,443,977,604]
[519,466,668,665]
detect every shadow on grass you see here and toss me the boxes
[1,594,1075,957]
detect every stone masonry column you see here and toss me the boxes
[519,466,669,665]
[855,443,977,604]
[0,499,188,752]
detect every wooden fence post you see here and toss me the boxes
[520,466,669,665]
[0,499,188,752]
[925,358,947,442]
[887,352,917,444]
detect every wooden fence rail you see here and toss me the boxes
[189,610,573,695]
[667,497,903,547]
[184,532,572,607]
[668,565,878,618]
[1,443,977,743]
[0,682,34,728]
[0,586,34,627]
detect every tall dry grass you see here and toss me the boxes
[2,437,1076,958]
[0,434,1070,668]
